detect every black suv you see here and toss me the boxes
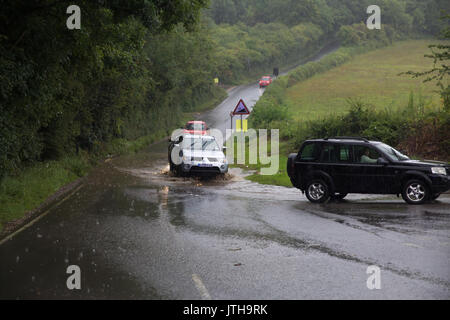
[287,137,449,204]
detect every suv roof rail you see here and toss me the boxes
[325,136,369,142]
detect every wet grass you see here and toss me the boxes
[0,157,88,231]
[285,40,444,121]
[245,154,291,187]
[229,136,293,187]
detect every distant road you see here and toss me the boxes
[203,41,340,137]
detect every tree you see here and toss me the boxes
[0,0,210,179]
[402,15,450,110]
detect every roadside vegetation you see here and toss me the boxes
[0,157,89,229]
[247,38,449,187]
[1,0,449,231]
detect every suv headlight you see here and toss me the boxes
[431,167,446,175]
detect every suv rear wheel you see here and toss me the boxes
[402,179,429,205]
[306,180,330,203]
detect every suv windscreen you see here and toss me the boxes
[186,123,206,131]
[182,138,220,151]
[377,143,410,161]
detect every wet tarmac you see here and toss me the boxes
[1,44,449,299]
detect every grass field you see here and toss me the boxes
[285,40,445,121]
[244,40,448,187]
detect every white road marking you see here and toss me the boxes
[192,274,212,300]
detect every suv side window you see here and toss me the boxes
[320,144,338,162]
[299,142,320,162]
[338,144,352,162]
[353,145,381,164]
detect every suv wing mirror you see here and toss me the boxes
[377,157,389,165]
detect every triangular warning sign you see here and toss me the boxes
[232,99,250,115]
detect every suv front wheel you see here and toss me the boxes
[402,179,429,205]
[306,180,330,203]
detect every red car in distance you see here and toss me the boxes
[259,76,272,88]
[184,121,208,135]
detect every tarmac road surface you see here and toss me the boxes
[1,43,449,299]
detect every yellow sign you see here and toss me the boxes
[236,119,248,132]
[214,77,219,85]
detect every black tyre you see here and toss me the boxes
[332,193,348,200]
[305,180,330,203]
[175,165,183,177]
[401,179,429,205]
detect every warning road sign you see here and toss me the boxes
[232,99,250,115]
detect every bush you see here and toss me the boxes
[337,23,399,47]
[249,99,290,129]
[285,96,448,161]
[61,156,90,178]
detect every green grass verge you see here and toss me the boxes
[245,154,291,187]
[0,132,166,233]
[229,135,293,187]
[0,156,89,230]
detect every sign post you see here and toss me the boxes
[230,111,233,131]
[240,115,243,156]
[232,99,251,163]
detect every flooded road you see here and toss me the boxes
[1,44,450,300]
